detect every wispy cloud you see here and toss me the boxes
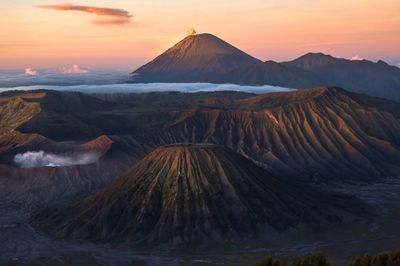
[350,55,363,61]
[39,3,132,25]
[60,64,90,74]
[92,17,131,25]
[25,67,38,76]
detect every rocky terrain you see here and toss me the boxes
[32,144,368,246]
[3,87,400,184]
[1,87,400,264]
[0,132,151,224]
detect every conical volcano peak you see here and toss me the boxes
[131,32,261,82]
[172,33,250,55]
[32,143,363,246]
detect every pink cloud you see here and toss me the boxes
[350,55,363,61]
[93,17,131,25]
[39,3,132,25]
[25,67,38,76]
[61,64,90,74]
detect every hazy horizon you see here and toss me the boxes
[1,0,399,70]
[1,51,400,73]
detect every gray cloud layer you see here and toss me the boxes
[0,82,294,94]
[0,70,129,87]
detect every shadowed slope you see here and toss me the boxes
[32,144,366,246]
[0,90,255,141]
[282,53,400,100]
[216,60,318,87]
[0,90,117,140]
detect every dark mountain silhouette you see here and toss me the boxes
[224,54,400,99]
[131,33,261,82]
[215,60,318,87]
[131,33,400,100]
[282,53,400,100]
[32,144,366,246]
[220,53,400,100]
[0,90,255,141]
[0,90,118,140]
[282,52,340,70]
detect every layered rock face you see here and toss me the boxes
[32,144,365,246]
[3,87,400,185]
[146,87,400,182]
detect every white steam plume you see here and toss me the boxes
[14,150,101,168]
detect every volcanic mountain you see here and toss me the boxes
[143,87,400,182]
[216,60,318,87]
[131,32,400,100]
[32,144,366,246]
[4,87,400,183]
[131,33,261,82]
[0,90,118,140]
[282,53,400,100]
[217,53,400,99]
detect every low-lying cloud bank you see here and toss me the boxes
[0,71,129,88]
[0,83,294,95]
[14,150,101,168]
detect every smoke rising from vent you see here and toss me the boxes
[14,150,101,168]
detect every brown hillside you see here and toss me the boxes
[145,87,400,181]
[32,144,367,246]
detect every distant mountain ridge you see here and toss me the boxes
[281,53,400,99]
[131,33,400,100]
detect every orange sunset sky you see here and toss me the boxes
[1,0,399,70]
